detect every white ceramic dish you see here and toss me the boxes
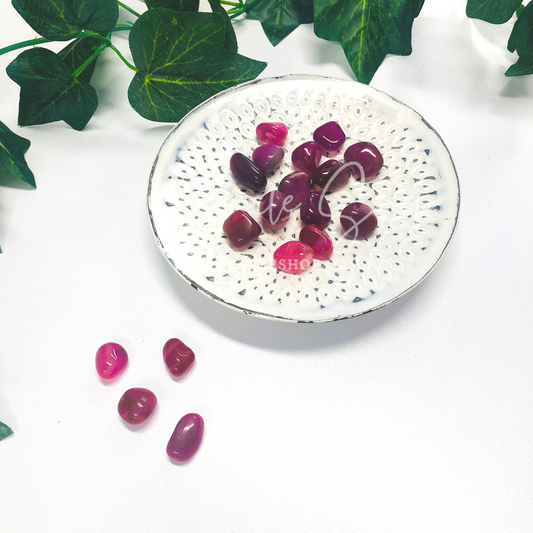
[147,75,460,323]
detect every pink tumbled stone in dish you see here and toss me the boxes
[340,202,378,240]
[223,210,262,249]
[299,225,333,261]
[313,121,346,151]
[256,122,288,145]
[277,171,311,210]
[95,342,128,380]
[343,142,384,181]
[167,413,204,463]
[163,338,195,378]
[118,388,157,425]
[291,141,323,173]
[273,241,314,273]
[252,143,284,173]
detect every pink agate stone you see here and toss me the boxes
[118,388,157,425]
[313,121,346,151]
[340,202,378,240]
[163,338,195,378]
[252,144,284,173]
[95,342,128,380]
[343,142,384,181]
[273,241,314,273]
[299,225,333,261]
[300,191,331,230]
[277,171,311,210]
[291,141,323,173]
[167,413,204,463]
[256,122,288,145]
[223,210,262,249]
[260,190,291,231]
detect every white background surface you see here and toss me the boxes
[1,1,532,532]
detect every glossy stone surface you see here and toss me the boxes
[118,388,157,425]
[259,191,291,231]
[310,159,351,192]
[278,171,311,210]
[343,142,384,181]
[273,241,314,273]
[300,191,331,229]
[230,152,267,191]
[291,141,323,173]
[163,338,195,378]
[252,144,284,173]
[340,202,378,240]
[256,122,288,145]
[95,342,128,380]
[223,210,262,249]
[167,413,204,463]
[299,225,333,260]
[313,121,346,151]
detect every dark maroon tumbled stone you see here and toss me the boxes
[343,142,384,181]
[118,388,157,425]
[252,144,284,173]
[260,191,291,231]
[340,202,378,240]
[313,121,346,151]
[223,210,262,248]
[278,171,311,210]
[310,159,351,192]
[300,192,331,229]
[291,141,323,173]
[299,225,333,261]
[230,152,267,191]
[163,338,195,378]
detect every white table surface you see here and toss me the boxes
[1,1,532,532]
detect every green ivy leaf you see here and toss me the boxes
[58,36,103,84]
[314,0,425,84]
[506,1,533,76]
[0,120,35,188]
[11,0,119,41]
[208,0,238,52]
[6,47,98,131]
[245,0,314,46]
[145,0,199,10]
[466,0,521,24]
[0,421,14,442]
[128,8,266,122]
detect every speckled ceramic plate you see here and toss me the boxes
[147,75,460,323]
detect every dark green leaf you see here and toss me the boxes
[0,120,35,188]
[314,0,425,84]
[208,0,238,52]
[145,0,199,10]
[128,8,266,122]
[11,0,119,41]
[506,1,533,76]
[58,36,103,84]
[7,48,98,131]
[0,421,14,442]
[466,0,521,24]
[245,0,313,46]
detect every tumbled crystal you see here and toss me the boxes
[340,202,378,240]
[313,121,346,151]
[299,225,334,260]
[252,144,284,173]
[167,413,204,463]
[291,141,323,173]
[343,142,384,181]
[256,122,288,145]
[273,241,314,273]
[310,159,351,192]
[260,191,291,231]
[278,171,311,210]
[223,210,262,249]
[230,153,267,191]
[300,191,331,229]
[95,342,128,380]
[163,338,195,378]
[118,388,157,425]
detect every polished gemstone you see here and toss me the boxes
[118,388,157,425]
[343,142,384,181]
[313,121,346,151]
[340,202,378,240]
[278,171,311,210]
[163,338,196,378]
[223,210,262,249]
[256,122,288,145]
[167,413,204,463]
[230,152,267,191]
[300,191,331,229]
[310,159,351,192]
[252,144,284,173]
[274,241,314,273]
[260,191,291,231]
[299,225,334,260]
[291,141,323,173]
[95,342,128,380]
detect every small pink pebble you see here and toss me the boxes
[163,338,195,378]
[167,413,204,463]
[273,241,314,273]
[256,122,288,145]
[313,121,346,151]
[340,202,378,240]
[223,210,262,249]
[95,342,128,380]
[291,141,323,173]
[118,388,157,425]
[299,225,333,260]
[252,143,284,173]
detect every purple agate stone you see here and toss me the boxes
[252,144,284,173]
[167,413,204,463]
[163,338,195,378]
[291,141,323,173]
[310,159,351,192]
[343,142,384,181]
[259,190,291,231]
[278,171,311,210]
[300,192,331,229]
[118,388,157,425]
[313,121,346,151]
[340,202,378,240]
[223,210,262,249]
[256,122,288,145]
[230,153,267,191]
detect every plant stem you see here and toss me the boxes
[228,0,264,19]
[107,42,138,71]
[220,1,241,6]
[72,42,109,77]
[516,3,525,17]
[117,1,141,17]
